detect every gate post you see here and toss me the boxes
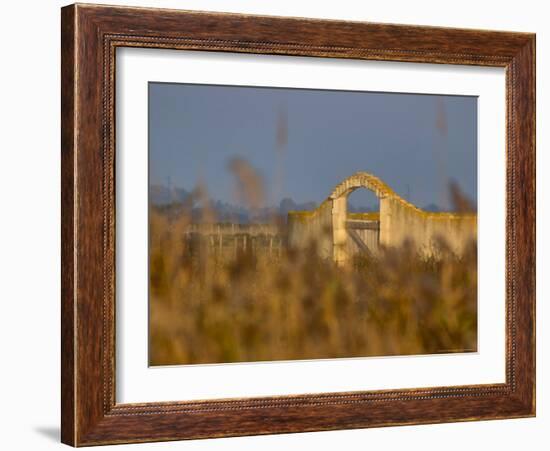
[331,196,348,264]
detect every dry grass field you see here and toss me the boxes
[149,207,477,366]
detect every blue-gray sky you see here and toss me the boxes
[149,82,477,210]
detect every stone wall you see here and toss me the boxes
[287,172,477,263]
[287,199,334,258]
[380,196,476,255]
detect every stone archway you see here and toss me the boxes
[286,171,477,263]
[328,172,394,264]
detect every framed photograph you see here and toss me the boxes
[61,3,535,446]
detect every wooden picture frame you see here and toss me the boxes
[61,3,535,446]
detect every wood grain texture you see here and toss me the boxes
[61,3,536,446]
[60,5,76,446]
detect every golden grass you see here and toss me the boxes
[149,207,477,366]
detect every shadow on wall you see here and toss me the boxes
[34,426,59,443]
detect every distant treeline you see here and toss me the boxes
[149,184,426,224]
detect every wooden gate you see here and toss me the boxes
[345,218,380,256]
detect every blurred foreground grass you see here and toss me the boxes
[149,209,477,366]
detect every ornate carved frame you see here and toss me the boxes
[61,3,535,446]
